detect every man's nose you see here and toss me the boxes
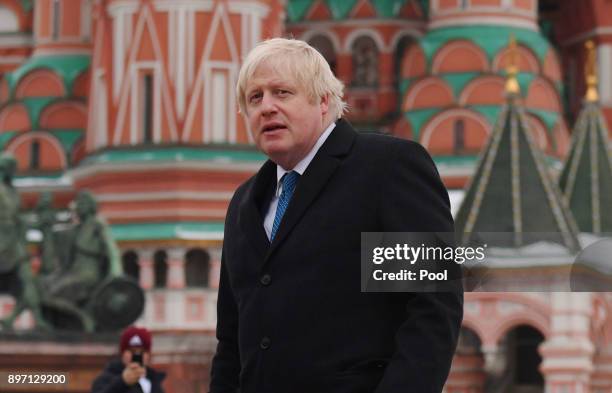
[260,93,277,115]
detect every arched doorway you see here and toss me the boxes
[486,325,545,393]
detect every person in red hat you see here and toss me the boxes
[91,326,166,393]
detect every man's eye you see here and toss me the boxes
[249,93,262,103]
[277,90,290,96]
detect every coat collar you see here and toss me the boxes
[238,119,357,266]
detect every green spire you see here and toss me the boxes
[558,41,612,234]
[558,103,612,234]
[455,96,580,252]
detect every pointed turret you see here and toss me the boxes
[558,41,612,234]
[455,36,580,252]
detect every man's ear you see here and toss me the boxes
[319,93,329,115]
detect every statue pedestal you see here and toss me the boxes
[0,331,118,393]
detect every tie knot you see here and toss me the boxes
[281,171,300,194]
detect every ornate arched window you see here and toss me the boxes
[153,250,168,288]
[308,35,337,75]
[351,36,379,87]
[185,248,210,288]
[122,250,140,282]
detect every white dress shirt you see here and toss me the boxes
[138,376,151,393]
[263,121,336,239]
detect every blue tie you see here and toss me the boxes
[271,171,300,240]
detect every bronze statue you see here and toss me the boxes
[0,154,51,330]
[44,191,121,301]
[38,190,143,332]
[0,181,144,332]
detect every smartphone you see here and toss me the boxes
[131,352,143,366]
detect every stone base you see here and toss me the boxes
[0,331,118,393]
[0,330,218,393]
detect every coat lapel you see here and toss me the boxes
[265,119,356,262]
[239,159,276,260]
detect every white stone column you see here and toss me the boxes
[540,293,595,393]
[167,248,185,289]
[138,249,154,290]
[208,248,222,289]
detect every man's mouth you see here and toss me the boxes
[261,123,287,133]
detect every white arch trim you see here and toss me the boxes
[389,28,423,51]
[490,315,550,345]
[300,29,341,54]
[492,45,540,73]
[6,131,68,168]
[343,28,386,53]
[0,6,19,32]
[0,103,30,130]
[526,78,562,111]
[16,69,65,98]
[458,76,505,105]
[420,108,490,148]
[432,40,489,74]
[39,101,87,127]
[404,77,454,110]
[526,114,549,150]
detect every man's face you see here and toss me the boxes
[244,62,329,169]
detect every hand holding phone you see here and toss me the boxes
[131,352,143,366]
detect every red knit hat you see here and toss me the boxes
[119,326,152,353]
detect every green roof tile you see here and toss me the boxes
[516,72,536,96]
[468,105,502,125]
[527,108,559,131]
[418,0,429,17]
[0,131,17,149]
[81,146,267,165]
[405,108,440,140]
[20,0,33,11]
[399,78,414,97]
[5,55,90,95]
[440,72,480,98]
[433,155,478,166]
[20,97,55,128]
[326,0,359,19]
[50,129,83,153]
[286,0,314,22]
[110,222,225,242]
[287,0,414,21]
[371,0,408,17]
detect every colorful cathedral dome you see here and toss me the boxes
[395,0,570,187]
[0,0,91,182]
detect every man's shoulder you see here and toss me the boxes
[353,131,430,160]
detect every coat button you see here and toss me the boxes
[260,274,271,286]
[260,337,271,350]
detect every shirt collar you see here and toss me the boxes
[275,121,336,195]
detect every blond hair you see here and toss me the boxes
[236,38,347,119]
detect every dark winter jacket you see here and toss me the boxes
[91,359,166,393]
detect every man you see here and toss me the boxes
[210,38,463,393]
[91,326,166,393]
